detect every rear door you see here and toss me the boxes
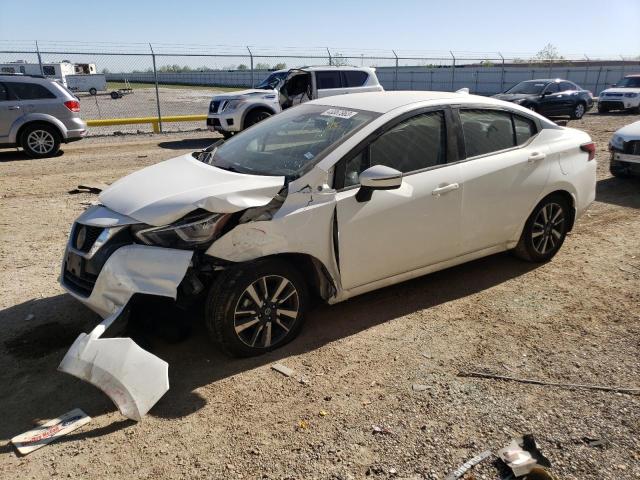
[0,82,24,140]
[456,108,550,253]
[4,81,62,118]
[315,70,348,98]
[335,108,463,290]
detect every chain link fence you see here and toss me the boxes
[1,41,638,135]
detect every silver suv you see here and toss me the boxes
[0,74,87,157]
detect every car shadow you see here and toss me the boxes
[0,149,65,163]
[0,251,537,444]
[157,138,220,150]
[596,176,640,209]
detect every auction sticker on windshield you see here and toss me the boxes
[321,108,358,119]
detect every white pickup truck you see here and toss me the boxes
[206,66,383,137]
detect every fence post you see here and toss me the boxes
[247,46,254,87]
[450,51,456,91]
[392,50,399,90]
[326,47,332,66]
[594,66,603,96]
[35,40,44,76]
[149,43,163,133]
[583,55,589,87]
[498,52,505,93]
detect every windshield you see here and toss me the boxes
[256,71,288,90]
[197,104,379,180]
[505,81,549,94]
[616,77,640,88]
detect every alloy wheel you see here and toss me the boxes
[574,103,585,118]
[27,130,55,154]
[233,275,300,348]
[531,202,565,255]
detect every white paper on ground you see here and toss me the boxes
[11,408,91,455]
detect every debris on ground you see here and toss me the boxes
[372,425,392,435]
[458,370,640,394]
[497,434,551,477]
[11,408,91,455]
[67,182,110,194]
[271,363,295,377]
[443,450,492,480]
[411,383,431,392]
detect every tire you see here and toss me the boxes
[512,194,570,263]
[110,91,121,99]
[570,102,586,120]
[221,131,234,140]
[89,87,97,96]
[632,104,640,114]
[205,258,308,357]
[20,123,61,158]
[610,160,633,178]
[244,109,272,129]
[597,104,609,114]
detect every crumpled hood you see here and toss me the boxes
[213,88,277,100]
[492,93,537,102]
[99,154,285,226]
[614,120,640,141]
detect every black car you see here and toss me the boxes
[493,79,594,119]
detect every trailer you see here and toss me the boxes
[66,74,107,95]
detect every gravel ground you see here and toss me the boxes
[0,111,638,480]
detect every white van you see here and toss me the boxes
[65,74,107,96]
[206,66,383,137]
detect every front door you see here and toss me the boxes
[335,110,463,291]
[0,82,23,140]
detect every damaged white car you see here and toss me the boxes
[59,91,596,420]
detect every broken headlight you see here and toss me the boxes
[133,211,230,249]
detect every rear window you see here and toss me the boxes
[342,71,368,87]
[5,82,56,100]
[460,109,537,157]
[316,71,342,89]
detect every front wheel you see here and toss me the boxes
[21,123,61,158]
[513,195,570,263]
[244,109,272,129]
[221,131,234,140]
[89,87,97,96]
[570,102,586,120]
[205,259,308,357]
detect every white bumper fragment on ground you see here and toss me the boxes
[59,244,193,421]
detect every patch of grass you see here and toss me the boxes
[107,82,242,92]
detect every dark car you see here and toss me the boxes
[493,79,593,120]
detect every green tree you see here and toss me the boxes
[237,64,248,70]
[533,44,564,62]
[273,62,287,70]
[255,62,270,70]
[329,53,350,66]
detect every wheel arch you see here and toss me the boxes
[241,105,276,130]
[512,188,577,246]
[15,117,65,145]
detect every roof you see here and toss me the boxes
[269,65,376,75]
[309,90,501,113]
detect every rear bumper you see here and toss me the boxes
[64,118,88,142]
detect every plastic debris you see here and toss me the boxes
[444,450,492,480]
[372,425,392,435]
[497,434,551,477]
[11,408,91,455]
[412,383,431,392]
[271,363,295,377]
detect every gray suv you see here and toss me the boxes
[0,74,87,157]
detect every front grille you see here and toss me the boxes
[604,93,623,97]
[209,100,220,113]
[207,118,221,127]
[71,224,103,253]
[63,268,97,297]
[625,141,640,155]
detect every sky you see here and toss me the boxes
[1,0,639,58]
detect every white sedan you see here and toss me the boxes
[59,91,596,418]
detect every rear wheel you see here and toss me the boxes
[570,102,586,120]
[205,259,308,357]
[244,109,272,129]
[110,91,121,99]
[89,87,97,96]
[21,123,61,158]
[513,194,570,263]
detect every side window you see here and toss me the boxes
[341,71,368,87]
[316,71,342,89]
[559,82,575,92]
[460,109,515,157]
[344,150,367,187]
[4,82,56,100]
[0,83,8,101]
[544,83,560,94]
[513,115,537,145]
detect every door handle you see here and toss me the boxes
[431,183,460,196]
[528,152,546,163]
[8,105,20,110]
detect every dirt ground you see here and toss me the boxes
[0,111,638,480]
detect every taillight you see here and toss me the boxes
[64,100,80,112]
[580,142,596,161]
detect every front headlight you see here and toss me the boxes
[610,134,624,150]
[222,99,244,112]
[623,92,638,98]
[133,211,231,249]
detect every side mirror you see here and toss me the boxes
[355,165,402,202]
